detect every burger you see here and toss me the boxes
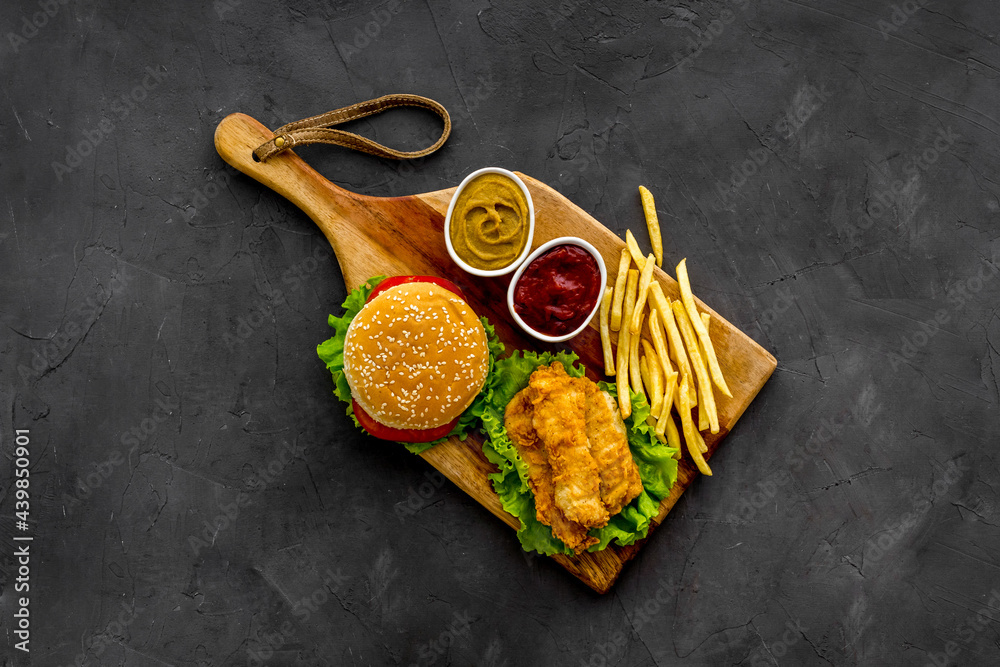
[319,275,496,444]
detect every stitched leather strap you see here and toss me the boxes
[253,94,451,163]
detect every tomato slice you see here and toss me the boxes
[352,399,457,443]
[352,274,468,443]
[367,275,465,303]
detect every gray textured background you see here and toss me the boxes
[2,0,999,665]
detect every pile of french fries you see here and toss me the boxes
[598,187,732,477]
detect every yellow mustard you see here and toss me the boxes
[449,173,530,271]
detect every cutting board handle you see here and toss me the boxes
[214,112,363,256]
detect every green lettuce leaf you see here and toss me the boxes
[317,276,385,431]
[480,353,679,555]
[317,276,504,451]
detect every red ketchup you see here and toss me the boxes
[513,244,602,337]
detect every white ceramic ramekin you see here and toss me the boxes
[444,167,535,278]
[506,236,607,343]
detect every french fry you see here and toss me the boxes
[693,321,710,432]
[616,354,631,420]
[609,248,630,331]
[697,380,710,431]
[654,370,677,441]
[639,185,663,267]
[676,258,732,398]
[616,269,639,418]
[639,357,660,435]
[660,370,678,421]
[629,312,645,398]
[672,299,719,434]
[625,229,646,271]
[662,371,682,457]
[648,282,696,405]
[656,387,681,455]
[664,411,682,454]
[672,370,685,414]
[678,375,712,476]
[642,341,663,417]
[629,253,657,335]
[653,401,668,440]
[694,425,709,453]
[641,339,660,377]
[648,309,674,380]
[616,270,638,373]
[600,286,615,376]
[697,312,714,431]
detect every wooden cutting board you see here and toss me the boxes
[215,113,777,593]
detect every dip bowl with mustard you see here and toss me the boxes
[507,236,607,344]
[445,167,535,277]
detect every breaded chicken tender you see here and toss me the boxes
[505,391,598,553]
[504,361,643,554]
[581,381,643,516]
[528,364,609,528]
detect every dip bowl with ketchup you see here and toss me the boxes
[507,237,607,343]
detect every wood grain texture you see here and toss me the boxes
[215,112,777,593]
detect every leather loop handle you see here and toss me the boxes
[252,93,451,163]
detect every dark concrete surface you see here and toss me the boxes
[2,0,999,665]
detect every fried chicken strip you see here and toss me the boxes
[528,363,609,529]
[582,381,644,515]
[505,390,597,553]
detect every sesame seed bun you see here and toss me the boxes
[342,281,489,431]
